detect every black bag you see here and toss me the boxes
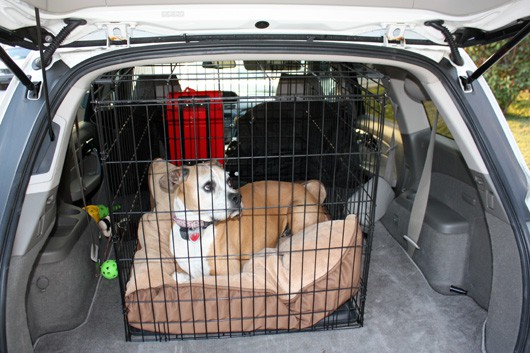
[226,100,361,189]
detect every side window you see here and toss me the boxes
[422,100,453,139]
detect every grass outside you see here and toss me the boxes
[377,87,528,166]
[505,91,530,167]
[404,91,529,167]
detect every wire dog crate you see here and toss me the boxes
[89,60,386,341]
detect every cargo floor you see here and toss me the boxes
[33,222,486,353]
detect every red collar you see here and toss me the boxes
[172,215,213,242]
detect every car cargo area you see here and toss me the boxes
[15,58,492,353]
[33,221,486,353]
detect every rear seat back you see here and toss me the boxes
[133,74,181,100]
[275,73,322,98]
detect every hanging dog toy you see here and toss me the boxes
[98,216,112,238]
[98,204,110,218]
[97,204,112,238]
[83,205,100,222]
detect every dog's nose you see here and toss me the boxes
[229,192,241,207]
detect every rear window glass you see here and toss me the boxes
[423,101,453,140]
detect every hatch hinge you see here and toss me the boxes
[461,20,530,88]
[425,20,464,66]
[98,23,136,47]
[384,24,409,47]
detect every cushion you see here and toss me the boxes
[125,214,363,334]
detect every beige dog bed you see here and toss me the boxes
[124,161,363,335]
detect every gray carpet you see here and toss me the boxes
[34,222,486,353]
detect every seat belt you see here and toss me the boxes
[403,112,439,257]
[383,100,398,188]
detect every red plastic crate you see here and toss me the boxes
[166,88,224,165]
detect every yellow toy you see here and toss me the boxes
[83,205,100,222]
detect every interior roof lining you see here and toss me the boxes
[22,0,514,17]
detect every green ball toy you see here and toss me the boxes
[98,204,109,219]
[101,259,118,280]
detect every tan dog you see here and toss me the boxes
[156,160,329,282]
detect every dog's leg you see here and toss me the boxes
[289,181,330,234]
[210,256,241,276]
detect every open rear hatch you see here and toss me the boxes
[0,0,528,48]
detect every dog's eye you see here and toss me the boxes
[203,181,215,193]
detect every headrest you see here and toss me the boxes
[403,75,428,103]
[276,74,322,98]
[134,74,181,100]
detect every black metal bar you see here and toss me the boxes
[58,33,439,49]
[0,46,35,92]
[462,21,530,86]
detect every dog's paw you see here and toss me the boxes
[173,271,191,283]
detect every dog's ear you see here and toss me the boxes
[303,180,327,202]
[159,167,190,193]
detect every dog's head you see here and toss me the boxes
[159,161,242,223]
